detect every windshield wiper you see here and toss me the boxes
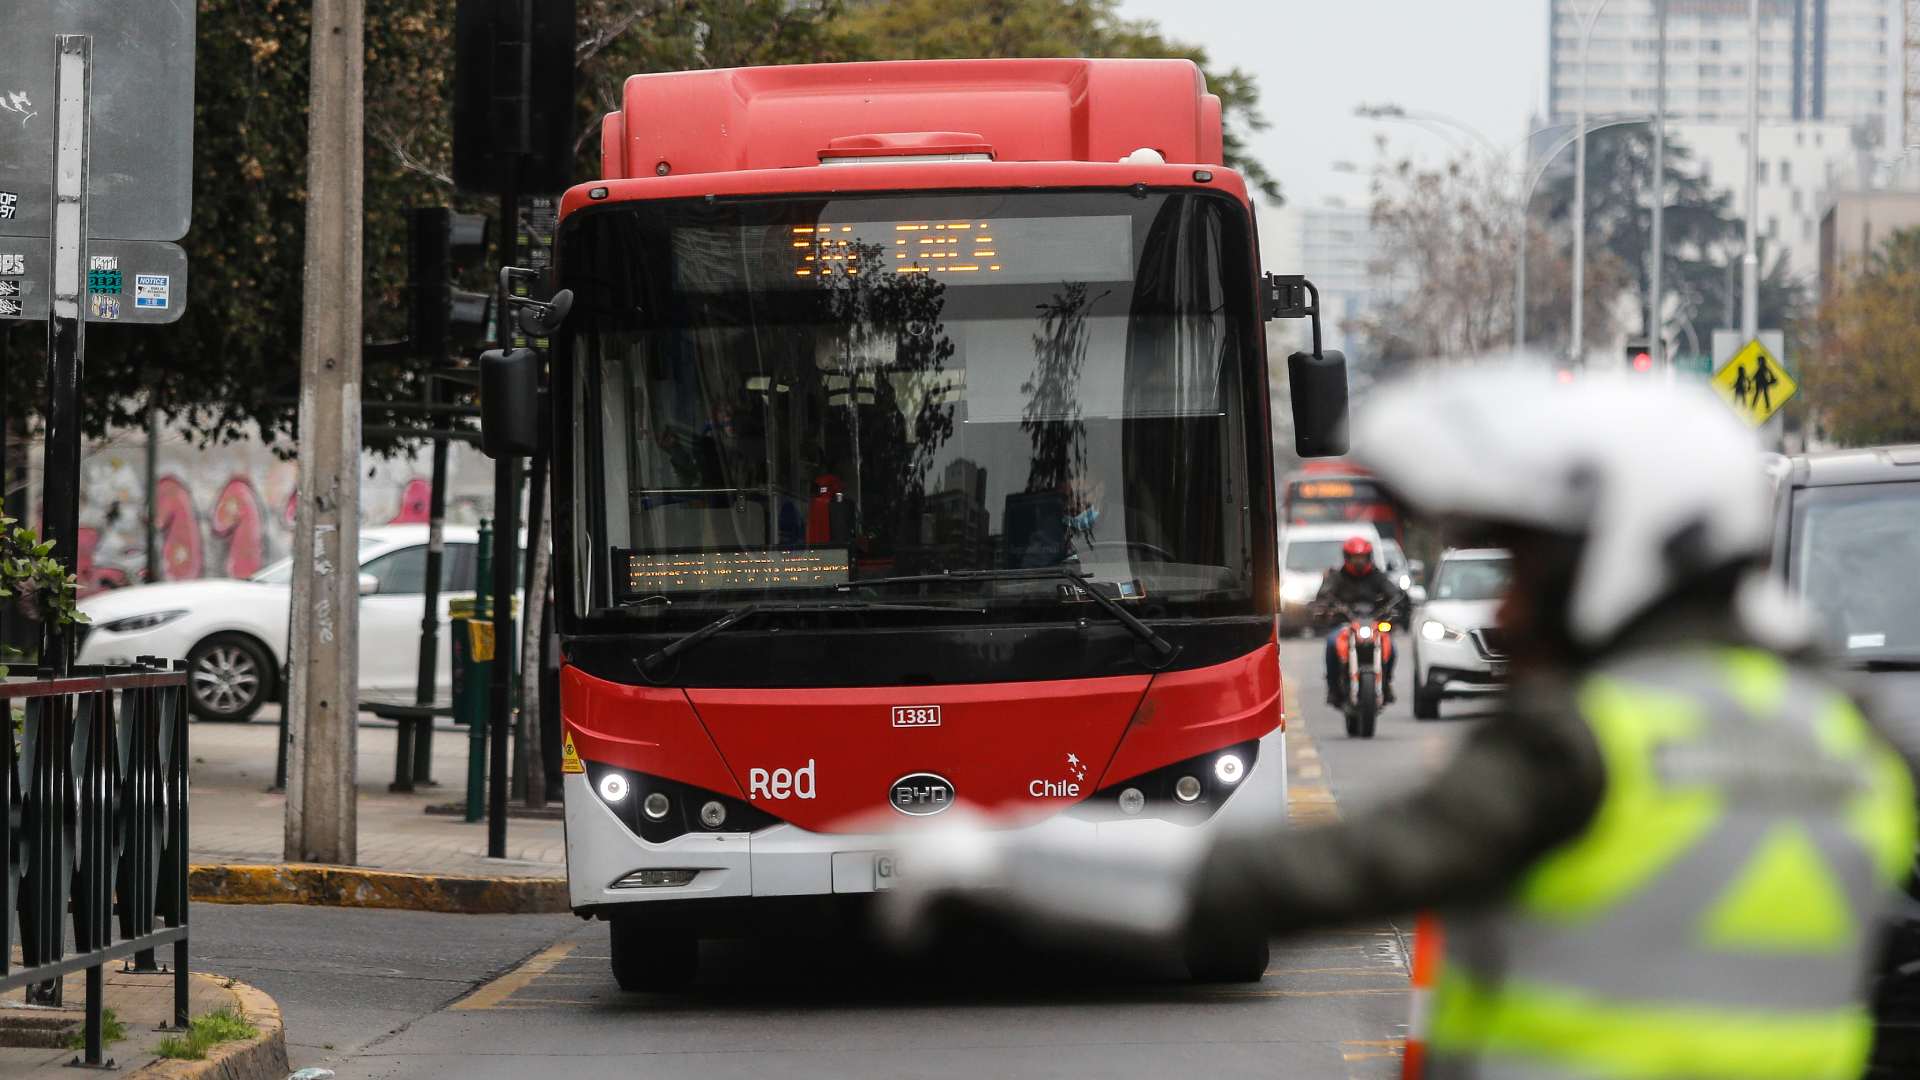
[841,568,1181,669]
[636,600,987,683]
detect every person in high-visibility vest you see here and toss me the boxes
[883,369,1918,1080]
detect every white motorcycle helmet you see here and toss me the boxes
[1351,366,1774,649]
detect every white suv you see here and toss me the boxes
[1411,548,1512,719]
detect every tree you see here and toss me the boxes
[838,0,1281,202]
[1349,149,1629,370]
[1801,227,1920,445]
[1538,124,1807,350]
[0,0,1279,450]
[0,1,859,452]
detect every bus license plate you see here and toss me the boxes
[874,855,901,891]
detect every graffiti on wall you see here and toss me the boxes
[73,429,490,596]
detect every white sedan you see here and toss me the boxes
[1410,548,1512,720]
[76,525,484,721]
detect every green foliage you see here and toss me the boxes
[0,514,82,676]
[155,1008,257,1061]
[1540,124,1808,342]
[64,1009,127,1051]
[1803,227,1920,444]
[838,0,1280,202]
[0,0,1277,449]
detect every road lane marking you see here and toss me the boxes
[451,939,578,1010]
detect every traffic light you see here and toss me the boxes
[453,0,576,194]
[408,207,493,360]
[1625,342,1655,374]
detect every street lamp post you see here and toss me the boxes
[1742,0,1760,342]
[1570,0,1612,367]
[1650,0,1668,369]
[1515,116,1652,353]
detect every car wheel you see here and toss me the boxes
[1185,923,1270,983]
[1413,685,1440,721]
[610,918,699,992]
[187,634,271,722]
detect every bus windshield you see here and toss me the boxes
[560,190,1261,624]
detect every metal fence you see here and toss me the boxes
[2,657,190,1067]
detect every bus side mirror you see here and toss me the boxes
[1289,349,1350,458]
[1264,273,1350,457]
[480,347,541,458]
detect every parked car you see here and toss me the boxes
[1766,444,1920,1074]
[1277,522,1383,636]
[75,524,483,721]
[1410,547,1513,720]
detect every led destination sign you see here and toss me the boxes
[618,548,851,596]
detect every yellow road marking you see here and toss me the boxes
[452,940,578,1010]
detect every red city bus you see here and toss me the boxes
[1282,463,1402,542]
[527,58,1346,990]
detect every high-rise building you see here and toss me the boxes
[1548,0,1900,145]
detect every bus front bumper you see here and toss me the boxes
[564,725,1288,920]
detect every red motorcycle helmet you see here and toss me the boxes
[1340,535,1374,577]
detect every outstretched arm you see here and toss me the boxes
[1188,692,1605,933]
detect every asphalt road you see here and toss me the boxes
[193,639,1488,1079]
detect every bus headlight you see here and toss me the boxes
[1118,787,1146,815]
[642,792,672,820]
[1214,754,1245,785]
[699,801,727,828]
[1173,775,1203,802]
[597,773,630,803]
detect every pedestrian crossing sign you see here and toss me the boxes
[1711,338,1797,425]
[562,731,584,774]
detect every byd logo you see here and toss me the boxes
[889,772,955,816]
[891,705,942,728]
[748,760,816,801]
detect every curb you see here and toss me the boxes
[132,976,289,1080]
[189,863,569,915]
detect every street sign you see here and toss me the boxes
[0,238,187,324]
[0,2,195,242]
[1672,353,1714,378]
[1711,337,1798,425]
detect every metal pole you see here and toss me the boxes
[488,454,518,857]
[466,519,491,823]
[285,0,365,865]
[512,456,545,802]
[1742,0,1761,343]
[1514,219,1527,354]
[414,415,449,785]
[1651,0,1668,369]
[40,35,90,676]
[144,381,161,581]
[1572,0,1608,367]
[488,177,521,860]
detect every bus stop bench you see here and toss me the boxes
[365,698,451,792]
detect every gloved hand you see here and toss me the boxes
[875,809,1210,949]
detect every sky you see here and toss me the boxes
[1116,1,1552,210]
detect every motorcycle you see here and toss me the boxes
[1329,601,1394,739]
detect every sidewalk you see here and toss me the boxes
[192,708,566,880]
[0,962,286,1078]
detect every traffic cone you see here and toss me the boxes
[1403,912,1442,1080]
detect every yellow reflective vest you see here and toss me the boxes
[1419,647,1916,1080]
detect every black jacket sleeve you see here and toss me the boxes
[1187,688,1606,933]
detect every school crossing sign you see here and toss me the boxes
[1711,337,1797,425]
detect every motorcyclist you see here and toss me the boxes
[1313,535,1406,707]
[883,369,1919,1080]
